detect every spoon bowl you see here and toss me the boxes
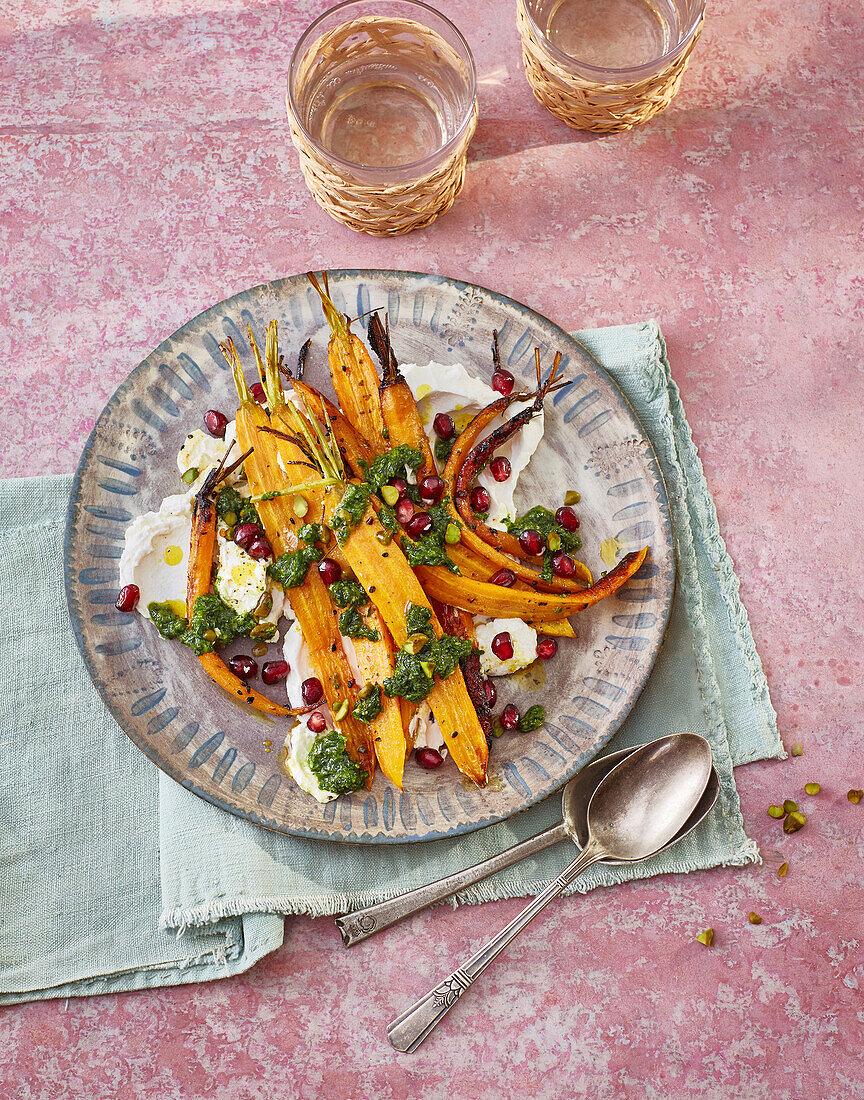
[580,733,713,863]
[563,744,720,863]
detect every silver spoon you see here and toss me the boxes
[387,732,713,1053]
[336,741,719,947]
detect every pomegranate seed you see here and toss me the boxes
[491,631,514,661]
[390,477,408,499]
[489,456,511,483]
[406,512,433,539]
[490,568,516,587]
[469,485,490,514]
[394,498,415,525]
[307,710,327,733]
[247,536,273,560]
[228,655,258,680]
[519,528,544,556]
[551,551,577,579]
[555,506,580,531]
[491,369,515,397]
[484,679,497,707]
[301,677,324,705]
[433,413,455,439]
[115,584,139,612]
[317,558,343,586]
[500,703,521,731]
[233,522,261,550]
[415,747,444,770]
[419,475,446,503]
[536,637,558,660]
[250,382,266,404]
[203,409,228,438]
[262,660,289,685]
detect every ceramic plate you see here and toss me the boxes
[65,271,674,843]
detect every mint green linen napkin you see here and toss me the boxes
[0,322,783,1004]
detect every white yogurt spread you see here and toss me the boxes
[285,722,339,804]
[177,422,241,488]
[400,361,544,526]
[214,536,284,630]
[118,492,194,620]
[475,617,538,677]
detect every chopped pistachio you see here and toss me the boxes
[848,789,863,804]
[748,912,762,925]
[564,490,581,505]
[375,528,394,545]
[381,484,400,506]
[782,799,798,814]
[777,861,788,877]
[331,699,349,722]
[403,634,427,656]
[547,531,562,552]
[783,810,806,833]
[791,742,803,756]
[804,782,820,796]
[358,682,375,699]
[292,494,309,517]
[181,467,199,485]
[768,805,785,819]
[696,928,714,947]
[419,660,435,679]
[252,641,269,658]
[490,716,505,738]
[444,522,461,545]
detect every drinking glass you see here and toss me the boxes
[517,0,706,132]
[287,0,477,235]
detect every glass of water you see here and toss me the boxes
[517,0,705,132]
[287,0,477,235]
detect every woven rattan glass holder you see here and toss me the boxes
[517,0,705,133]
[287,0,477,236]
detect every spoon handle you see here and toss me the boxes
[336,822,570,947]
[387,843,603,1053]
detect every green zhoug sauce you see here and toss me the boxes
[382,603,475,704]
[267,524,324,589]
[216,486,259,528]
[329,580,380,642]
[352,685,382,724]
[307,729,368,794]
[149,593,274,656]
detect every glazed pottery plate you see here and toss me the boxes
[65,271,674,843]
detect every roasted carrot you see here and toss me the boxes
[185,465,290,717]
[308,272,387,452]
[368,312,435,477]
[434,600,491,741]
[442,396,589,594]
[528,618,577,638]
[416,548,648,620]
[261,337,414,782]
[347,612,407,789]
[327,492,488,786]
[289,377,378,478]
[225,333,376,778]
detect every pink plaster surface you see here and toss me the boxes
[2,0,863,1096]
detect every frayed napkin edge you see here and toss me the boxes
[159,835,760,927]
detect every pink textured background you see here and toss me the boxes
[2,1,863,1097]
